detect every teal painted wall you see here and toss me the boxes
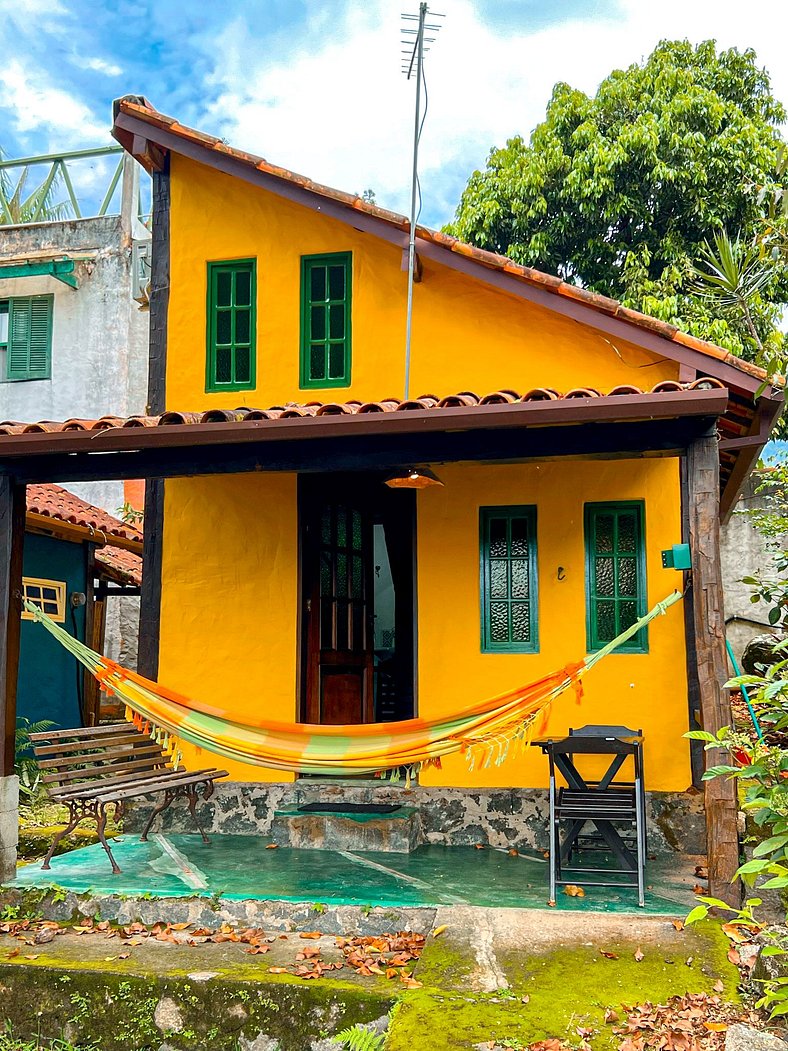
[18,534,87,730]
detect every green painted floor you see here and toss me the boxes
[12,835,697,914]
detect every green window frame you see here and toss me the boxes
[1,295,53,381]
[480,506,538,653]
[205,259,256,392]
[585,501,647,653]
[300,252,352,388]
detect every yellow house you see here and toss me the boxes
[0,96,781,897]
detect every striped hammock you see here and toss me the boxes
[24,591,682,778]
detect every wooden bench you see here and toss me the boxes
[29,723,228,874]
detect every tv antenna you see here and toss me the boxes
[401,3,444,399]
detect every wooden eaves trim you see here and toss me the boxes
[0,388,731,463]
[719,394,785,522]
[24,512,143,554]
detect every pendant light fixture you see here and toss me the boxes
[384,467,444,489]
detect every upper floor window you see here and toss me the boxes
[0,295,53,381]
[585,502,647,653]
[206,259,256,392]
[300,252,352,388]
[480,506,538,653]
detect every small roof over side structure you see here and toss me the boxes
[25,483,142,587]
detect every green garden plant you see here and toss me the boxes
[15,718,55,806]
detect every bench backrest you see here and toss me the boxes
[29,722,173,800]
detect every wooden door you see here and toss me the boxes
[303,494,374,725]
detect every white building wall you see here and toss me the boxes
[0,213,149,512]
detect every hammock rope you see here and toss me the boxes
[24,590,683,778]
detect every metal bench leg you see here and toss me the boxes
[140,790,175,841]
[41,806,81,871]
[96,802,121,875]
[186,786,210,845]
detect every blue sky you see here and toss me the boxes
[0,0,786,228]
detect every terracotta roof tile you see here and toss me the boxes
[113,97,779,389]
[1,381,727,440]
[26,484,143,545]
[94,546,142,587]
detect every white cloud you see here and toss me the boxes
[0,59,107,147]
[205,0,788,227]
[82,56,123,77]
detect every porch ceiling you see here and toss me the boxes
[0,384,737,493]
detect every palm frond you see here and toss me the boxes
[692,230,773,305]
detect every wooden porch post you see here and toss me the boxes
[685,434,740,905]
[0,476,25,882]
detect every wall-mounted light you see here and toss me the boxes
[384,467,444,490]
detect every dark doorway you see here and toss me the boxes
[299,474,416,726]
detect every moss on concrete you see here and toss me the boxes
[387,920,738,1051]
[0,962,393,1050]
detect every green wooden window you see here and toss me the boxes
[585,502,647,653]
[1,295,53,381]
[300,252,352,388]
[480,506,538,653]
[206,259,256,392]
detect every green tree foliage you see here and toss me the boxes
[447,40,788,363]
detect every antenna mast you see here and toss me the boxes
[401,4,443,400]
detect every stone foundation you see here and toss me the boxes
[0,775,19,883]
[125,780,706,856]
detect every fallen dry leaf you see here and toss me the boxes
[634,948,644,963]
[432,925,448,938]
[564,884,585,897]
[604,1007,619,1023]
[299,931,323,940]
[600,949,619,960]
[671,919,684,931]
[266,843,279,849]
[267,967,289,974]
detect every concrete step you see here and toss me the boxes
[271,802,423,852]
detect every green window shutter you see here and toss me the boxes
[585,502,647,653]
[300,252,352,388]
[206,259,256,392]
[480,506,538,653]
[6,295,52,381]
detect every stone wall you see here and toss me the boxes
[721,473,787,663]
[125,779,706,856]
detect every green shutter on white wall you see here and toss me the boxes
[6,295,53,381]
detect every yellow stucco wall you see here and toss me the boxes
[158,473,299,783]
[165,153,679,412]
[417,459,689,792]
[157,458,689,791]
[156,153,692,792]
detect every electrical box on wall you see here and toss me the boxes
[661,543,692,570]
